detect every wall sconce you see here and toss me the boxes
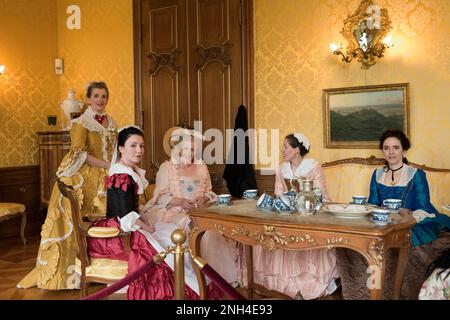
[0,65,5,75]
[329,0,393,69]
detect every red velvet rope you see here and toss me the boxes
[81,258,156,300]
[81,257,245,300]
[201,264,246,300]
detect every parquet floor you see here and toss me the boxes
[0,234,341,300]
[0,235,123,300]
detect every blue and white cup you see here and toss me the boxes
[283,190,297,204]
[274,194,295,213]
[243,189,258,200]
[257,193,274,211]
[383,199,402,211]
[217,194,231,206]
[352,195,367,205]
[371,208,391,223]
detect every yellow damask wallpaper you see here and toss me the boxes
[254,0,450,169]
[0,0,135,167]
[0,0,59,167]
[56,0,135,129]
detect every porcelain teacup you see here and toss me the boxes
[243,189,258,200]
[371,208,391,223]
[283,190,297,204]
[217,194,231,206]
[352,195,367,205]
[274,194,295,213]
[383,199,402,211]
[257,193,274,211]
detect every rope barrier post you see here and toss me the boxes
[171,229,186,300]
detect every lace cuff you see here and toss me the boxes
[57,149,88,178]
[156,194,173,208]
[412,209,436,223]
[119,211,141,232]
[204,191,217,203]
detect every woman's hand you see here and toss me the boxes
[169,197,196,210]
[87,154,110,169]
[135,218,154,233]
[192,195,211,209]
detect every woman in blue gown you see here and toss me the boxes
[337,130,450,299]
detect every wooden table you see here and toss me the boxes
[189,200,416,300]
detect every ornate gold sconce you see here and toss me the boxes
[330,0,393,69]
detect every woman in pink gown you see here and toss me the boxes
[250,133,338,299]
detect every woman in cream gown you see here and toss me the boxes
[18,82,117,290]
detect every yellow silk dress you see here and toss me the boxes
[18,107,117,290]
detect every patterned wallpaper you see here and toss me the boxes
[56,0,135,129]
[0,0,60,167]
[254,0,450,169]
[0,0,135,167]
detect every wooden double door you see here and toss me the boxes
[139,0,253,188]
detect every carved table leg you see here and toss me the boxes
[190,229,207,299]
[244,244,254,299]
[393,246,409,299]
[367,238,386,300]
[20,212,27,245]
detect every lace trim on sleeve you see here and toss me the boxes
[412,209,436,223]
[119,211,141,232]
[56,149,88,178]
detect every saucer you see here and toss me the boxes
[244,197,257,201]
[370,217,391,225]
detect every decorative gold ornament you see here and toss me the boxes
[230,225,317,251]
[368,238,384,270]
[329,0,393,69]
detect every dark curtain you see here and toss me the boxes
[223,105,258,198]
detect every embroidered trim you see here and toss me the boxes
[72,106,118,161]
[376,164,417,187]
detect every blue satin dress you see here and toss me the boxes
[368,166,450,246]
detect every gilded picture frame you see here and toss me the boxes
[323,83,410,148]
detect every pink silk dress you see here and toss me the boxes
[246,159,338,299]
[138,161,240,289]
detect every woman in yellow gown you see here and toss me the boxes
[18,81,118,290]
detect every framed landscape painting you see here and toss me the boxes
[323,83,410,148]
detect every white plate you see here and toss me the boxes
[442,204,450,212]
[257,207,273,212]
[323,204,372,219]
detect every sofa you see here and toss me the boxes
[322,156,449,214]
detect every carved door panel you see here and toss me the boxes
[141,0,189,178]
[187,0,243,189]
[141,0,247,188]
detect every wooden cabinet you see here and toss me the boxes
[37,131,71,208]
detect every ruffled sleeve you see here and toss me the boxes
[274,165,287,197]
[143,162,173,209]
[56,123,88,178]
[308,164,331,202]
